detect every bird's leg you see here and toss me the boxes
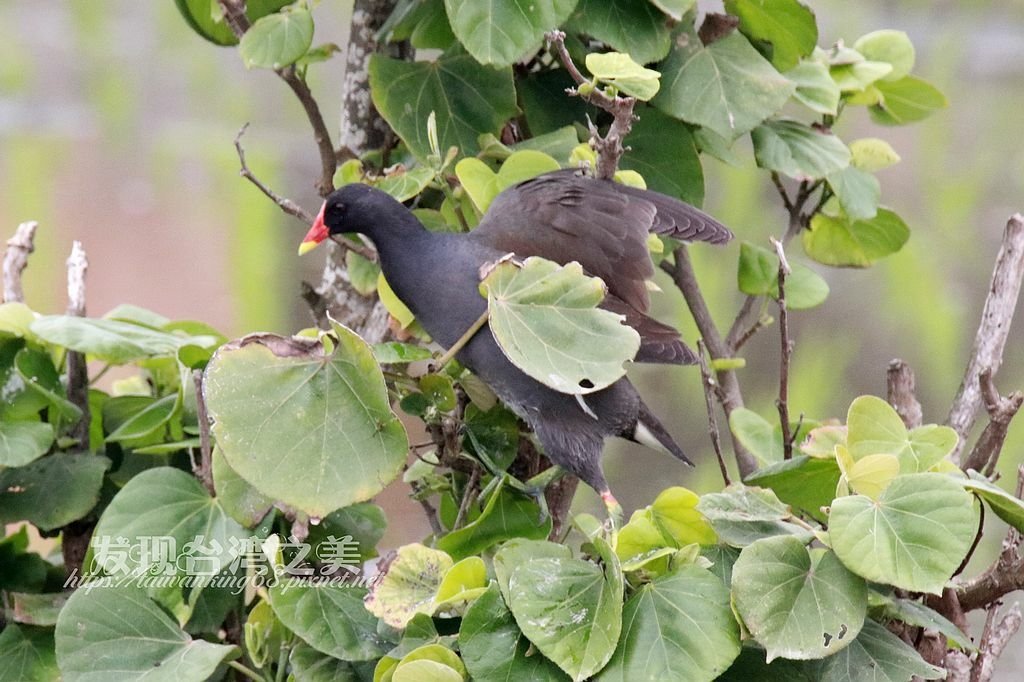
[601,490,624,540]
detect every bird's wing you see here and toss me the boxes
[470,169,732,312]
[601,293,698,365]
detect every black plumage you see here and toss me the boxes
[299,169,732,510]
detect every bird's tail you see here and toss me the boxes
[630,400,693,466]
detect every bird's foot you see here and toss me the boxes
[601,490,623,545]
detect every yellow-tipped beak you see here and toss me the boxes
[297,203,329,256]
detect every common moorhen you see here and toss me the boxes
[299,169,732,513]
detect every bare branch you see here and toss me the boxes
[771,237,794,459]
[192,370,215,495]
[962,370,1024,476]
[697,341,731,486]
[661,246,757,477]
[3,221,37,303]
[65,242,90,447]
[217,0,336,196]
[971,602,1023,682]
[948,214,1024,462]
[545,30,635,179]
[886,359,923,429]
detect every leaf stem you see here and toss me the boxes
[434,308,490,370]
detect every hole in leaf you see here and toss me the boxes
[579,379,595,389]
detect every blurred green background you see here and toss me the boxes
[2,1,1023,661]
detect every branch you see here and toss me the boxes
[771,237,794,459]
[886,359,923,429]
[661,247,757,477]
[217,0,336,196]
[948,214,1024,461]
[3,221,37,303]
[697,341,731,486]
[545,30,635,179]
[65,242,90,447]
[962,370,1024,475]
[234,124,377,261]
[971,602,1023,682]
[192,370,215,495]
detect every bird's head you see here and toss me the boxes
[298,183,385,255]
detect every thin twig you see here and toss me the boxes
[886,359,924,429]
[453,466,481,530]
[971,602,1023,682]
[192,370,215,495]
[412,485,444,537]
[3,221,37,303]
[234,124,377,261]
[661,247,757,477]
[434,308,490,369]
[948,214,1024,462]
[217,0,336,196]
[770,172,794,213]
[697,340,731,486]
[771,237,794,460]
[545,30,635,179]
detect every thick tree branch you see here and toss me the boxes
[948,214,1024,461]
[3,221,37,303]
[65,241,90,447]
[661,247,757,477]
[962,369,1024,475]
[971,602,1023,682]
[545,30,635,179]
[192,371,215,495]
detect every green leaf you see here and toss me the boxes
[717,647,816,681]
[8,591,69,627]
[802,209,910,267]
[270,582,388,661]
[853,30,915,82]
[239,6,314,69]
[737,243,829,309]
[846,395,958,472]
[212,446,274,528]
[585,52,661,101]
[696,484,813,547]
[104,393,178,443]
[55,583,237,681]
[369,53,517,162]
[30,316,217,364]
[830,60,892,93]
[288,642,364,682]
[826,166,880,221]
[619,105,704,206]
[14,347,82,421]
[205,321,408,518]
[616,487,716,569]
[306,502,387,564]
[0,302,37,339]
[828,473,977,594]
[849,138,901,172]
[0,421,54,467]
[653,25,794,139]
[460,583,568,682]
[785,59,840,115]
[836,447,899,500]
[869,76,947,126]
[0,454,109,531]
[481,257,640,394]
[0,625,58,682]
[494,539,572,604]
[346,250,381,296]
[567,0,671,65]
[648,0,695,21]
[518,70,589,137]
[751,119,850,180]
[814,619,945,681]
[869,592,973,651]
[365,543,454,628]
[91,467,247,586]
[724,0,818,71]
[376,166,436,203]
[733,537,866,660]
[444,0,577,67]
[728,408,818,465]
[173,0,290,46]
[507,538,622,681]
[744,456,841,523]
[598,565,739,681]
[436,478,551,560]
[457,150,561,214]
[961,472,1024,535]
[373,342,431,365]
